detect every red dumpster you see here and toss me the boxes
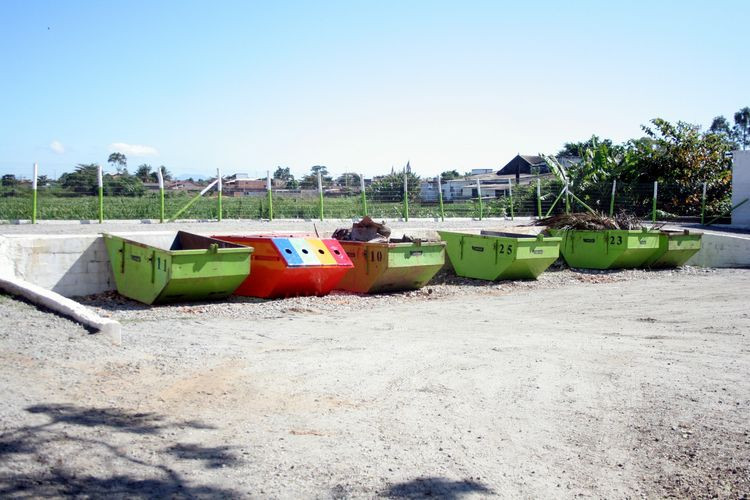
[211,235,353,298]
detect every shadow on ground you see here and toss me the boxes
[383,477,493,499]
[0,403,242,498]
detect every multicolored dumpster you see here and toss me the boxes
[550,228,660,269]
[335,240,446,293]
[212,235,353,298]
[643,229,702,268]
[102,231,252,305]
[438,230,561,280]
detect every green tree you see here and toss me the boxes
[300,165,333,188]
[733,107,750,150]
[60,164,99,194]
[557,136,613,157]
[368,171,421,202]
[273,166,294,181]
[710,116,732,135]
[106,174,144,196]
[108,152,127,174]
[2,174,18,187]
[440,170,461,181]
[336,172,361,188]
[135,164,152,182]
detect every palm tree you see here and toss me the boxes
[135,164,152,182]
[108,152,127,174]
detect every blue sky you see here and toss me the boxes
[1,0,748,180]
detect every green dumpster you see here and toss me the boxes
[550,228,660,270]
[438,230,561,281]
[336,240,446,293]
[103,231,252,304]
[643,229,702,268]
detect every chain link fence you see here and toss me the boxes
[0,174,733,224]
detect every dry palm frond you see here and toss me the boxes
[534,211,644,230]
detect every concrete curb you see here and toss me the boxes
[0,275,121,345]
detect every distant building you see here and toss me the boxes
[418,154,578,202]
[168,181,203,193]
[224,173,284,196]
[497,154,580,184]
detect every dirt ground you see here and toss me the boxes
[1,267,749,498]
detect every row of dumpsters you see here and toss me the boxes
[102,228,703,305]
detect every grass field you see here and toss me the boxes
[0,193,508,220]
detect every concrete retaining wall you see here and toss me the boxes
[732,150,750,227]
[0,232,180,297]
[685,230,750,268]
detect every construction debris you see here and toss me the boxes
[332,216,392,242]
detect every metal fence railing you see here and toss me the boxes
[0,170,735,225]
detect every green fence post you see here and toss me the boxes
[609,179,616,217]
[31,163,38,223]
[217,168,223,222]
[266,171,273,221]
[157,167,165,223]
[652,181,658,223]
[508,179,514,220]
[536,178,542,219]
[318,171,325,220]
[360,173,367,216]
[437,176,445,221]
[701,182,707,225]
[476,179,483,220]
[97,164,104,223]
[403,171,409,221]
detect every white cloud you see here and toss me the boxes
[49,140,65,154]
[109,142,159,157]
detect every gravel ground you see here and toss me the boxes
[1,267,749,498]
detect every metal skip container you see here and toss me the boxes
[335,240,446,293]
[438,230,561,280]
[102,231,252,305]
[211,235,353,298]
[643,229,702,268]
[550,228,660,270]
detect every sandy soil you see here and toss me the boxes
[1,268,749,498]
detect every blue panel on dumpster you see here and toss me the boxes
[272,238,305,266]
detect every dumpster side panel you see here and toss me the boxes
[336,242,445,293]
[554,229,660,269]
[501,238,561,279]
[103,235,169,304]
[213,236,352,298]
[645,233,702,268]
[558,230,617,269]
[155,250,251,303]
[610,231,660,268]
[438,232,504,281]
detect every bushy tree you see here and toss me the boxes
[734,107,750,150]
[108,152,127,174]
[336,172,361,188]
[557,136,613,157]
[368,171,421,202]
[135,164,152,182]
[60,164,99,194]
[440,170,461,181]
[2,174,18,187]
[300,165,333,189]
